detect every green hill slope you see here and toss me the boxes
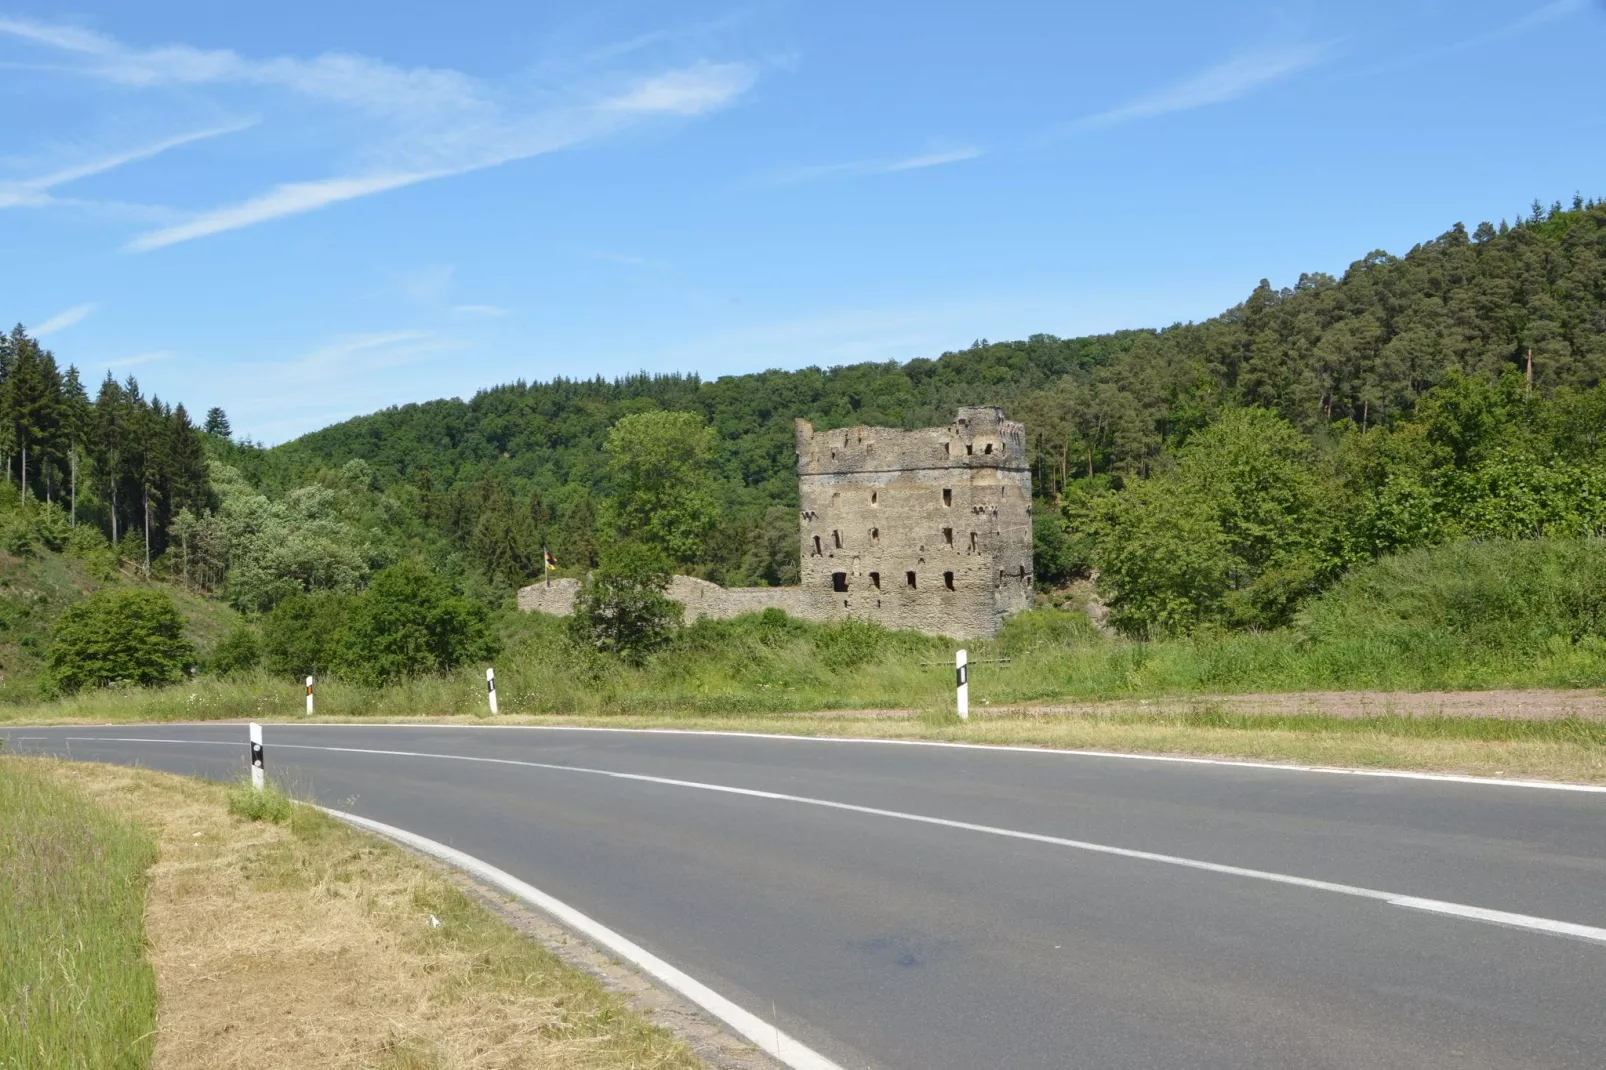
[221,198,1605,588]
[0,528,238,702]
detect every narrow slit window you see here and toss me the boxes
[812,535,822,555]
[833,530,842,549]
[969,532,978,552]
[869,571,881,589]
[906,571,917,589]
[831,491,840,507]
[966,443,974,456]
[1018,565,1026,579]
[943,488,952,507]
[997,569,1004,587]
[870,527,880,546]
[832,572,848,593]
[984,442,994,455]
[943,527,953,546]
[944,442,951,456]
[943,571,955,590]
[870,490,878,505]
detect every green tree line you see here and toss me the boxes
[206,197,1605,595]
[0,325,211,568]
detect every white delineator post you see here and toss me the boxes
[305,676,314,717]
[249,722,265,790]
[956,648,969,721]
[486,667,499,715]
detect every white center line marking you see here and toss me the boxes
[251,740,1606,947]
[41,733,1606,944]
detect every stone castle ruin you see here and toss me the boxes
[519,406,1034,639]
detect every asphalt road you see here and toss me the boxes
[5,722,1605,1069]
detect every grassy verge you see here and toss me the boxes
[0,756,158,1070]
[25,758,703,1070]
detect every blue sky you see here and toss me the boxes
[2,1,1603,443]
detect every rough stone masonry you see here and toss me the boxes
[518,406,1034,638]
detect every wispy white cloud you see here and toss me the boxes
[1062,43,1330,133]
[451,304,509,316]
[768,146,983,185]
[29,303,95,336]
[1504,0,1591,34]
[128,172,445,251]
[291,330,444,370]
[0,17,760,249]
[1408,0,1593,63]
[106,349,175,368]
[599,61,756,115]
[0,123,252,209]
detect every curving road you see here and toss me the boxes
[5,722,1605,1069]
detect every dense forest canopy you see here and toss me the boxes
[7,195,1603,628]
[221,197,1606,592]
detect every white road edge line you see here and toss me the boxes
[322,807,844,1070]
[266,742,1606,947]
[181,722,1606,794]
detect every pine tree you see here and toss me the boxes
[203,407,231,439]
[61,366,90,525]
[92,373,128,545]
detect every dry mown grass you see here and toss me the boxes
[35,759,703,1070]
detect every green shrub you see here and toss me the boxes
[46,586,195,693]
[568,542,682,663]
[26,503,70,553]
[1301,537,1606,653]
[261,591,352,680]
[209,623,262,676]
[64,523,118,579]
[812,617,888,670]
[330,561,497,686]
[2,513,36,556]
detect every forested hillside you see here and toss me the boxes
[0,326,212,564]
[221,196,1606,598]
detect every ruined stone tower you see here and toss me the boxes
[795,406,1034,637]
[520,406,1035,638]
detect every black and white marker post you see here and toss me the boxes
[249,722,265,790]
[956,648,969,721]
[305,676,314,717]
[486,667,499,715]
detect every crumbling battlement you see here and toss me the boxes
[519,407,1034,639]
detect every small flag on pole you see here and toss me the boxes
[543,548,558,571]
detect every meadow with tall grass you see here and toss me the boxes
[0,757,158,1070]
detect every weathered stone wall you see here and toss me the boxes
[517,578,582,615]
[795,406,1034,637]
[517,406,1034,639]
[516,575,812,622]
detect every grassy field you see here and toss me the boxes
[17,758,706,1070]
[0,757,158,1070]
